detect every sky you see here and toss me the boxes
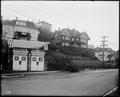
[1,1,119,51]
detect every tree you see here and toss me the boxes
[115,50,119,66]
[107,54,113,62]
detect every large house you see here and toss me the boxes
[36,21,53,42]
[36,21,52,32]
[1,17,49,71]
[2,17,39,41]
[52,28,90,48]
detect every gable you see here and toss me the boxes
[60,29,71,37]
[80,32,90,40]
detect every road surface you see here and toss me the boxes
[1,69,118,96]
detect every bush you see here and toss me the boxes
[64,64,80,72]
[64,60,85,72]
[70,60,118,70]
[47,62,65,71]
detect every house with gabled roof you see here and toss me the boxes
[52,28,90,48]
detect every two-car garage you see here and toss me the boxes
[10,39,49,71]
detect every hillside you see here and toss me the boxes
[45,44,99,70]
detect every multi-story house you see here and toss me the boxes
[52,28,90,48]
[36,21,52,32]
[1,17,49,71]
[36,21,53,42]
[2,18,39,41]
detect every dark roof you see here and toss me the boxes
[53,28,91,41]
[2,19,37,29]
[2,20,16,25]
[54,28,81,38]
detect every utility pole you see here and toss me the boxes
[100,36,108,66]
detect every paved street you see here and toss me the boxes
[1,69,118,96]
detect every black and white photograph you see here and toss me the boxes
[1,1,119,96]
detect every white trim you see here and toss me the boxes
[11,39,49,49]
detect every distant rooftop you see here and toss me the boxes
[54,28,90,40]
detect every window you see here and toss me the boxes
[64,42,69,46]
[72,38,74,41]
[62,42,64,46]
[15,56,19,61]
[32,57,36,61]
[75,45,78,47]
[74,44,78,47]
[64,37,69,40]
[81,45,87,48]
[16,21,26,26]
[62,36,64,39]
[81,39,87,43]
[39,58,43,61]
[22,57,26,61]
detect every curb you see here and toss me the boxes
[1,71,60,79]
[2,74,24,78]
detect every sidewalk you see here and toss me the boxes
[1,71,60,79]
[2,69,117,79]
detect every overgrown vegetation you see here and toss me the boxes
[46,43,118,72]
[48,43,97,60]
[45,50,80,72]
[71,60,118,69]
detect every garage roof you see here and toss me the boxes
[8,39,49,49]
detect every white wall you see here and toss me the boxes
[2,24,40,41]
[2,24,14,39]
[14,26,39,41]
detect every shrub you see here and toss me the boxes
[64,60,85,72]
[64,64,80,72]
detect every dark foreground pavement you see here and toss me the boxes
[1,69,119,96]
